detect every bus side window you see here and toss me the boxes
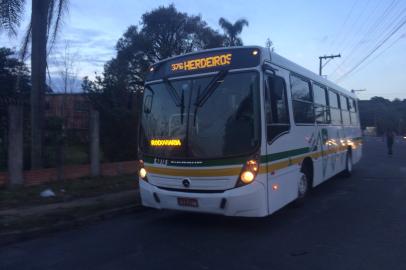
[349,98,358,125]
[328,90,341,125]
[290,74,314,124]
[265,75,290,142]
[313,83,330,124]
[340,95,351,126]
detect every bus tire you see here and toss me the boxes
[293,166,311,206]
[342,151,353,178]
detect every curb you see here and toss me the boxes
[0,203,147,246]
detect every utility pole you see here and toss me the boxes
[319,54,341,76]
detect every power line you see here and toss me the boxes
[331,2,405,79]
[340,32,406,79]
[361,0,400,41]
[365,32,406,64]
[338,6,406,77]
[327,0,358,53]
[330,0,400,78]
[336,17,406,82]
[336,0,373,55]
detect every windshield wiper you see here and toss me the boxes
[194,70,228,107]
[163,77,186,124]
[163,77,182,107]
[193,70,228,126]
[180,89,185,124]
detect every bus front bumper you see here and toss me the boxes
[139,180,268,217]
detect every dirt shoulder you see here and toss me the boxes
[0,175,142,243]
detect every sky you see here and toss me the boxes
[1,0,405,100]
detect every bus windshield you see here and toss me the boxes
[140,71,260,159]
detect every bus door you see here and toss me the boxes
[318,124,329,181]
[264,68,293,210]
[264,69,290,145]
[312,83,331,182]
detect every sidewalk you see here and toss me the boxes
[0,189,142,245]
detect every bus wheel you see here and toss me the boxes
[294,169,310,206]
[342,151,353,177]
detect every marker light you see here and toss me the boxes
[272,184,279,190]
[252,50,258,56]
[139,168,147,179]
[149,66,154,72]
[241,171,255,184]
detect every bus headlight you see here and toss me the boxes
[236,159,259,187]
[138,160,148,181]
[139,168,147,179]
[241,171,255,184]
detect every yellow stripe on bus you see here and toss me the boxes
[145,143,361,177]
[145,165,241,177]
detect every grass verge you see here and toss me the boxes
[0,174,139,210]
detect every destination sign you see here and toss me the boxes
[150,139,182,147]
[146,48,261,81]
[171,54,232,72]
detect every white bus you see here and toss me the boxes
[138,46,362,217]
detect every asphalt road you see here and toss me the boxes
[1,137,406,270]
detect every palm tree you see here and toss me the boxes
[0,0,68,168]
[218,18,248,47]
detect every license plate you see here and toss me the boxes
[177,197,198,208]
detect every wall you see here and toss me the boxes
[0,160,139,187]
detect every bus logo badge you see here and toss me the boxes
[182,178,191,188]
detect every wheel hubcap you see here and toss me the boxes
[298,174,308,197]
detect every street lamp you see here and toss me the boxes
[351,89,366,94]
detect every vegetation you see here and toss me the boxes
[0,48,31,171]
[0,47,31,98]
[83,5,232,162]
[359,97,406,135]
[0,0,69,169]
[0,174,137,210]
[218,18,249,46]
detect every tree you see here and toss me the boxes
[0,0,68,168]
[84,5,226,161]
[0,47,31,97]
[218,18,249,46]
[110,5,226,91]
[55,40,80,94]
[0,47,31,172]
[358,97,406,135]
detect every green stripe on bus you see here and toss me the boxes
[260,147,311,163]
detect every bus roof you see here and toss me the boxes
[146,46,356,98]
[268,49,355,98]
